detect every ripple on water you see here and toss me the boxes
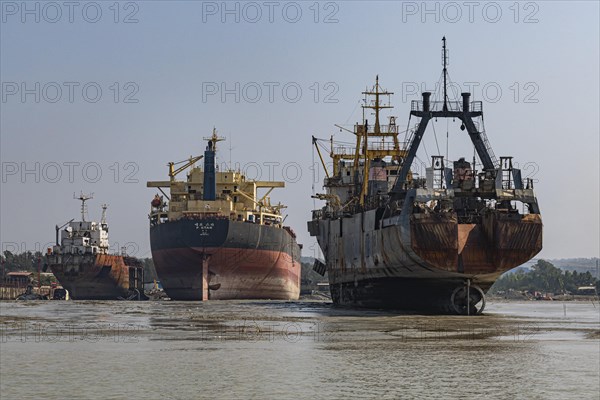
[1,300,598,399]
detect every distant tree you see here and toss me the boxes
[491,259,598,294]
[1,250,43,275]
[1,251,158,283]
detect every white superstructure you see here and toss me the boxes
[52,194,110,255]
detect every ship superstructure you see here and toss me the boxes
[46,194,146,300]
[308,38,542,314]
[147,129,301,301]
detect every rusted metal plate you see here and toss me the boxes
[47,254,143,300]
[458,224,494,274]
[410,212,543,275]
[411,214,458,271]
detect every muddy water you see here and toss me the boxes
[1,300,598,400]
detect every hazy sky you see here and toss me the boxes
[1,1,599,260]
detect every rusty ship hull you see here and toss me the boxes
[150,218,301,300]
[310,206,542,313]
[46,253,146,300]
[309,42,543,314]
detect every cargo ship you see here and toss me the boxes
[308,38,542,314]
[45,194,146,300]
[147,129,301,301]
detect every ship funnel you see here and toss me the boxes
[422,92,432,112]
[203,140,216,201]
[461,92,471,112]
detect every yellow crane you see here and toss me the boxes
[168,155,203,182]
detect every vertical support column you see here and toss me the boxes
[201,254,210,301]
[466,279,471,316]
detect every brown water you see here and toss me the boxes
[1,300,598,400]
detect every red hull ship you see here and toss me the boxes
[148,130,301,301]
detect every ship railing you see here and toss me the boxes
[355,124,400,135]
[410,100,483,113]
[332,145,355,156]
[150,205,169,213]
[149,209,169,226]
[333,142,405,156]
[366,142,404,152]
[182,211,222,218]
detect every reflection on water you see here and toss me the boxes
[1,300,599,399]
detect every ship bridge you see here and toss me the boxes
[148,129,288,227]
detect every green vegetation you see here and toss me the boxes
[490,260,599,294]
[1,250,44,274]
[548,258,599,278]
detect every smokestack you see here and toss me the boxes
[422,92,431,112]
[203,140,216,200]
[461,92,471,112]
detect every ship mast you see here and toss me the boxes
[362,75,393,135]
[442,36,449,112]
[74,192,93,222]
[390,37,498,199]
[202,128,225,202]
[203,127,225,152]
[357,76,395,204]
[101,204,108,225]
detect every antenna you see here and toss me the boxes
[101,204,108,225]
[74,192,93,221]
[203,127,225,151]
[229,133,233,170]
[362,75,394,135]
[442,36,449,112]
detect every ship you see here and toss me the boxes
[45,194,146,300]
[146,129,301,301]
[308,38,542,314]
